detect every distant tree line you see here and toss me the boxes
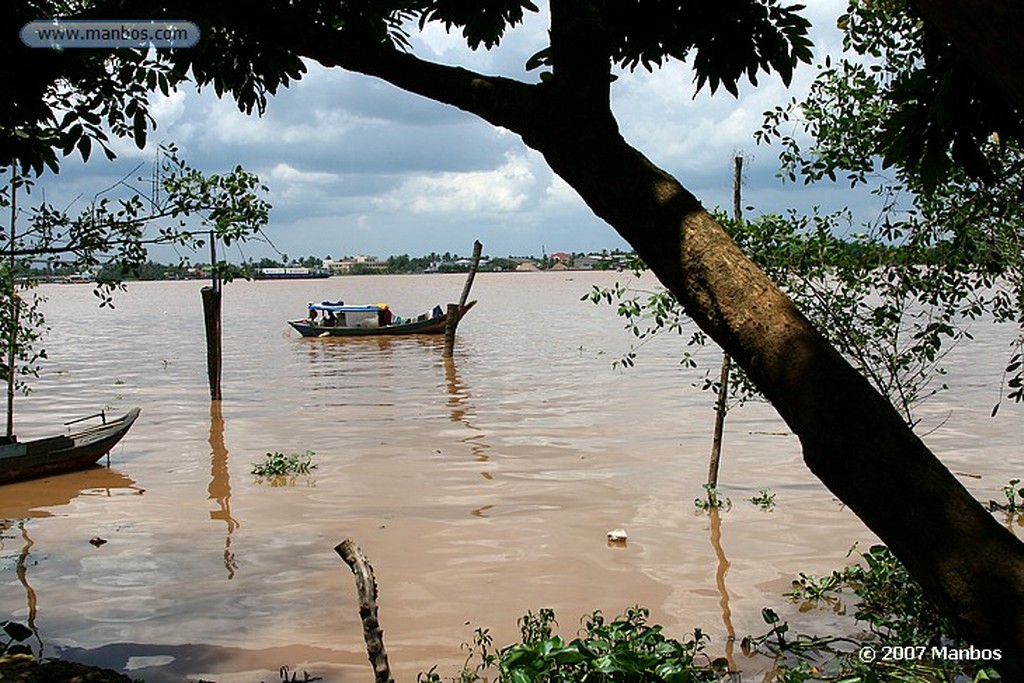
[17,241,975,283]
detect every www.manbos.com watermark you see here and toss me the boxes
[21,20,200,49]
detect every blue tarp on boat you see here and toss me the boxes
[307,302,382,313]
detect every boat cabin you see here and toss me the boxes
[308,302,396,328]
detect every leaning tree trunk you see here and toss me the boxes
[524,109,1024,674]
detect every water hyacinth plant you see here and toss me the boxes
[251,450,317,478]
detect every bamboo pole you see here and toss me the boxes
[335,539,395,683]
[6,171,18,440]
[706,157,742,492]
[706,354,731,490]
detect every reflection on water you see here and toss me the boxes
[0,467,140,520]
[707,508,736,670]
[207,400,239,579]
[0,273,1019,682]
[12,522,44,657]
[445,356,492,482]
[1,468,142,663]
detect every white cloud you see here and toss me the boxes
[264,162,342,203]
[268,163,338,184]
[543,173,582,207]
[46,1,861,260]
[373,152,539,214]
[149,89,187,126]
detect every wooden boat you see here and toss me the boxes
[288,301,477,337]
[256,267,331,280]
[0,407,141,485]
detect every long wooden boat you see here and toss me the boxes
[256,267,332,280]
[0,407,141,485]
[288,301,477,337]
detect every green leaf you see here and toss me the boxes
[76,134,92,162]
[551,647,586,665]
[132,109,147,149]
[4,621,34,642]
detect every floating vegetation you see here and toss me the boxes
[744,545,1000,681]
[988,477,1024,514]
[750,488,776,510]
[252,450,317,478]
[694,485,730,511]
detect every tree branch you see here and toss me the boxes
[114,0,544,137]
[549,0,613,110]
[314,39,542,136]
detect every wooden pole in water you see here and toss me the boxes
[457,240,483,309]
[443,240,483,358]
[706,157,742,492]
[6,171,18,441]
[202,231,223,400]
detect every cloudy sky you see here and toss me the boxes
[46,0,873,263]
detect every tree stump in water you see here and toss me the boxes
[335,539,395,683]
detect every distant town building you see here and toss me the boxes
[550,251,572,264]
[323,255,388,274]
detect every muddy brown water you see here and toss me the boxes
[1,272,1020,682]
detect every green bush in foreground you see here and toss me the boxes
[420,606,725,683]
[744,545,1001,682]
[424,545,1003,682]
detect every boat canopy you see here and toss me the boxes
[307,302,385,313]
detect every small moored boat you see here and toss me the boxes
[288,301,477,337]
[0,407,141,485]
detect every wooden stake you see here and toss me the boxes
[458,240,483,309]
[706,354,730,490]
[335,539,395,683]
[443,303,459,358]
[443,240,483,358]
[707,157,742,492]
[201,285,222,400]
[202,232,222,400]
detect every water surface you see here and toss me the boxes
[1,272,1020,682]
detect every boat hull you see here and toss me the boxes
[289,301,476,338]
[0,407,141,485]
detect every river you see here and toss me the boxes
[0,272,1020,682]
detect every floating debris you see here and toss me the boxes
[606,528,628,546]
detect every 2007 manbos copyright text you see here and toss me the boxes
[858,645,1002,663]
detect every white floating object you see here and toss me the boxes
[606,528,628,544]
